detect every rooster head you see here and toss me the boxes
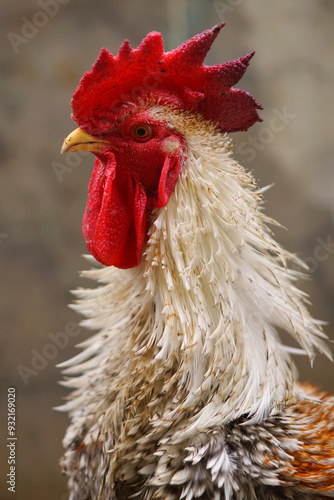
[61,24,261,269]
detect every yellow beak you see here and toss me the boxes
[61,127,110,154]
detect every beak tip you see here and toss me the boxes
[60,127,110,155]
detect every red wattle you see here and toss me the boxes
[133,182,148,264]
[82,155,147,269]
[156,156,180,208]
[82,157,108,262]
[82,154,181,269]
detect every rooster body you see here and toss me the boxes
[59,26,334,499]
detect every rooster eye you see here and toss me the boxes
[131,124,152,141]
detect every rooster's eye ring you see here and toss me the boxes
[131,124,152,141]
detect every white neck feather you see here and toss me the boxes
[63,107,329,443]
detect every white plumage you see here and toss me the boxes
[59,107,333,499]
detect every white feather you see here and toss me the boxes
[60,106,331,498]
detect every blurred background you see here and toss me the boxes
[1,0,333,498]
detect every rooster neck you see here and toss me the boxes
[67,108,328,437]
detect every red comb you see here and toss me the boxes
[72,24,262,133]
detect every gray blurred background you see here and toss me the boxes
[1,1,333,498]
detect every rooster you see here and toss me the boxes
[59,24,334,499]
